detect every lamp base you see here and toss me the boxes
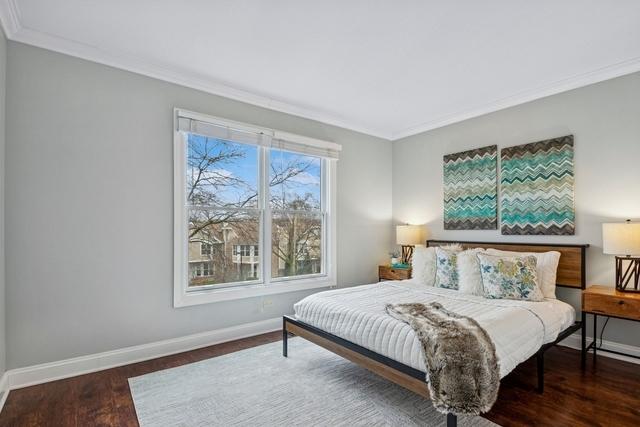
[615,256,640,292]
[400,245,414,265]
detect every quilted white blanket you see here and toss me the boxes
[293,280,575,378]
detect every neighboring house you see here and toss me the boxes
[188,221,260,287]
[187,236,222,283]
[188,219,321,287]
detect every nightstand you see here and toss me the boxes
[582,285,640,362]
[378,265,412,281]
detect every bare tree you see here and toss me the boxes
[187,135,321,283]
[271,193,322,277]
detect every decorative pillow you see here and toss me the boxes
[411,246,437,286]
[477,253,544,301]
[441,243,463,252]
[435,247,461,290]
[457,248,486,296]
[484,249,560,299]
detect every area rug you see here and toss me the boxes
[129,338,499,426]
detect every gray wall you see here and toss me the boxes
[0,28,6,376]
[393,71,640,347]
[5,42,393,369]
[5,38,639,369]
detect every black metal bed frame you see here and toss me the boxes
[283,316,584,427]
[282,240,589,427]
[282,315,460,426]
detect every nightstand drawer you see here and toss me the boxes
[584,291,640,321]
[379,266,412,281]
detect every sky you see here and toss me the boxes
[187,134,321,209]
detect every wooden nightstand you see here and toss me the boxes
[582,285,640,362]
[378,265,412,281]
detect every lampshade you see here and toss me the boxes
[396,225,422,245]
[602,221,640,256]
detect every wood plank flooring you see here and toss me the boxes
[0,331,638,426]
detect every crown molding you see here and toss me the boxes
[0,0,20,37]
[1,1,640,142]
[391,55,640,141]
[0,1,392,140]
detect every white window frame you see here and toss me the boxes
[233,245,258,257]
[173,109,338,307]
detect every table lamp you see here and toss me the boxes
[396,224,422,264]
[602,220,640,292]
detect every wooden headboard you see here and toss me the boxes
[426,240,589,289]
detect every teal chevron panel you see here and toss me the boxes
[443,145,497,230]
[500,135,575,235]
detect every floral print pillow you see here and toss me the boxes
[477,253,544,301]
[435,247,460,290]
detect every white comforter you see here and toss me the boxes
[293,280,575,378]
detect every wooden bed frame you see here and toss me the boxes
[283,240,589,427]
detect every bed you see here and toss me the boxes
[282,240,589,427]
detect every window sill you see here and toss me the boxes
[174,277,335,307]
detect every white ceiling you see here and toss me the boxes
[2,1,640,140]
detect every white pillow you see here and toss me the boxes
[484,248,561,299]
[441,243,463,252]
[457,248,486,296]
[411,246,437,286]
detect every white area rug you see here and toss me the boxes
[129,338,499,426]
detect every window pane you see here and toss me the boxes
[270,149,321,211]
[187,133,258,208]
[271,211,322,278]
[188,209,260,287]
[201,243,212,255]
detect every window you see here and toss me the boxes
[270,149,323,278]
[233,245,258,257]
[190,262,214,278]
[203,262,213,276]
[174,109,339,306]
[185,133,260,288]
[201,242,212,256]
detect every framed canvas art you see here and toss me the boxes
[443,145,497,230]
[501,135,575,235]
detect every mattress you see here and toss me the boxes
[293,279,575,378]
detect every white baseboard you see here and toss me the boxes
[4,317,282,391]
[0,372,9,413]
[558,333,640,365]
[1,318,638,412]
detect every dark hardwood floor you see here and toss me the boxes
[0,332,638,426]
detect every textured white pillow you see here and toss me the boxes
[484,248,561,299]
[411,246,437,286]
[457,248,486,296]
[441,243,463,252]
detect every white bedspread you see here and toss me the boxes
[293,280,575,378]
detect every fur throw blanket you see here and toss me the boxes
[385,302,499,415]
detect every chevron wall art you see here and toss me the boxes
[443,145,497,230]
[501,135,575,235]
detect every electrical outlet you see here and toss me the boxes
[259,298,274,313]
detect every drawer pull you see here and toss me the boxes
[618,300,625,305]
